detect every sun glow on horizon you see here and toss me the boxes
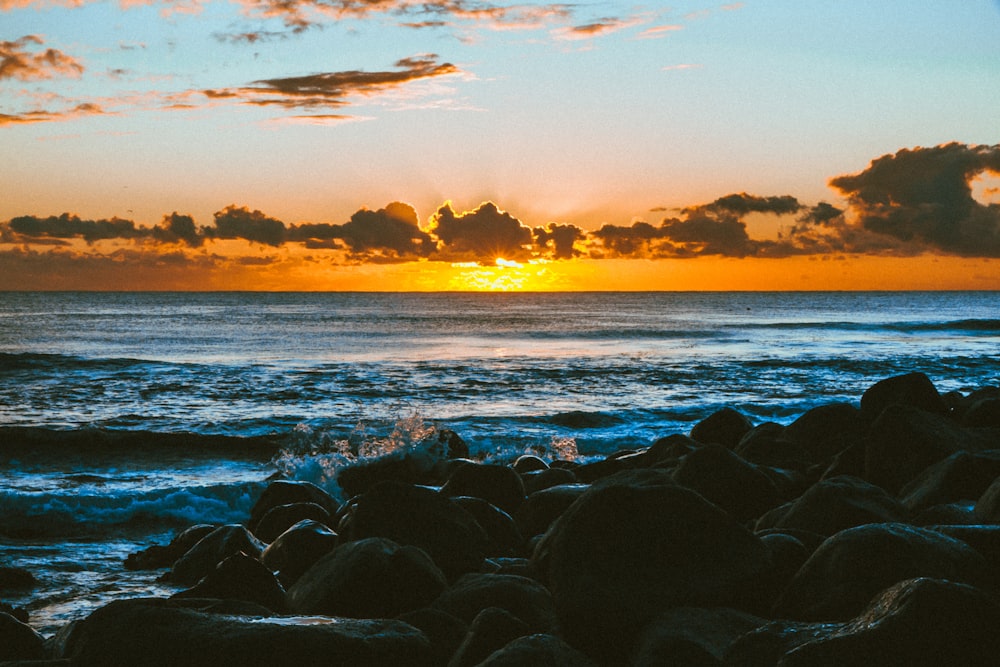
[447,257,553,291]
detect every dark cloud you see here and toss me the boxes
[7,213,145,244]
[534,222,585,259]
[660,212,755,257]
[591,221,671,258]
[829,143,1000,256]
[1,35,83,81]
[205,54,459,112]
[208,205,287,247]
[698,192,802,216]
[428,201,534,261]
[289,201,434,260]
[153,212,204,247]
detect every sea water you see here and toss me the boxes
[1,291,998,634]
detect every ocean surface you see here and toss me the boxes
[1,290,998,635]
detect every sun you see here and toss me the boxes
[448,257,553,291]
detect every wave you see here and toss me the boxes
[0,481,265,539]
[0,426,284,462]
[750,319,1000,334]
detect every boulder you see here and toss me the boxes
[783,402,866,463]
[336,449,446,500]
[513,484,589,540]
[171,552,287,613]
[260,519,339,588]
[772,523,990,621]
[252,502,331,543]
[899,450,1000,512]
[396,607,468,667]
[974,474,1000,521]
[512,455,548,473]
[474,633,597,667]
[440,462,526,515]
[432,573,556,633]
[0,611,45,661]
[287,537,446,618]
[671,444,783,522]
[55,597,432,667]
[632,607,766,667]
[248,480,338,534]
[860,372,948,421]
[167,524,265,586]
[690,408,754,449]
[533,471,772,662]
[755,475,908,537]
[0,566,36,591]
[864,404,991,494]
[449,496,524,558]
[124,524,215,571]
[519,467,578,496]
[337,482,488,580]
[446,607,529,667]
[780,578,1000,666]
[733,422,813,471]
[962,396,1000,427]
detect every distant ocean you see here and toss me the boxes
[2,290,999,635]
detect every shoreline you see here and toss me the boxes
[3,371,1000,664]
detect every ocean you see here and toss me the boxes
[1,290,998,635]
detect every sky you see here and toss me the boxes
[1,0,999,290]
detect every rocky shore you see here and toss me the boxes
[3,372,1000,666]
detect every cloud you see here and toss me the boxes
[204,54,460,113]
[533,222,585,259]
[289,201,435,261]
[153,212,204,247]
[1,35,83,81]
[552,16,641,41]
[207,205,287,246]
[7,213,146,243]
[636,24,683,40]
[427,201,534,261]
[829,143,1000,257]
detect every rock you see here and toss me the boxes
[860,372,948,421]
[910,502,979,526]
[125,524,215,571]
[520,467,578,495]
[724,619,841,667]
[252,502,331,543]
[0,566,35,591]
[974,474,1000,521]
[260,519,339,588]
[780,578,1000,666]
[248,480,338,534]
[899,450,1000,512]
[671,444,782,522]
[931,524,1000,573]
[534,471,772,662]
[733,422,812,471]
[171,552,287,613]
[962,396,1000,427]
[690,408,754,449]
[440,462,526,515]
[0,601,28,624]
[336,449,446,500]
[772,523,990,621]
[55,597,432,667]
[513,484,589,540]
[474,633,598,667]
[287,537,446,618]
[396,608,468,667]
[512,455,548,473]
[864,404,991,494]
[447,607,529,667]
[450,496,524,558]
[0,611,45,661]
[755,475,908,537]
[632,607,767,667]
[337,482,488,580]
[167,524,265,586]
[641,434,701,466]
[782,402,866,466]
[432,573,557,633]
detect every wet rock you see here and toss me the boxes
[252,502,331,543]
[171,552,287,613]
[514,483,589,541]
[671,444,783,522]
[124,524,215,571]
[287,537,446,618]
[1,600,28,624]
[733,422,811,471]
[899,450,1000,512]
[755,475,907,537]
[772,523,989,621]
[974,473,1000,521]
[780,578,1000,666]
[931,524,1000,573]
[534,471,771,662]
[519,467,578,496]
[396,607,468,667]
[338,482,488,580]
[512,455,548,473]
[783,402,866,463]
[248,480,338,534]
[475,633,598,667]
[910,502,979,526]
[690,408,754,449]
[865,404,991,494]
[0,566,35,591]
[632,607,766,667]
[336,449,446,500]
[447,607,529,667]
[167,524,265,586]
[440,462,526,515]
[450,496,524,558]
[260,519,339,588]
[962,396,1000,427]
[432,573,556,633]
[55,597,432,667]
[0,611,45,661]
[860,372,948,421]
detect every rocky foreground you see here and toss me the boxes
[4,372,1000,666]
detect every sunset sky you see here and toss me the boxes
[2,0,999,290]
